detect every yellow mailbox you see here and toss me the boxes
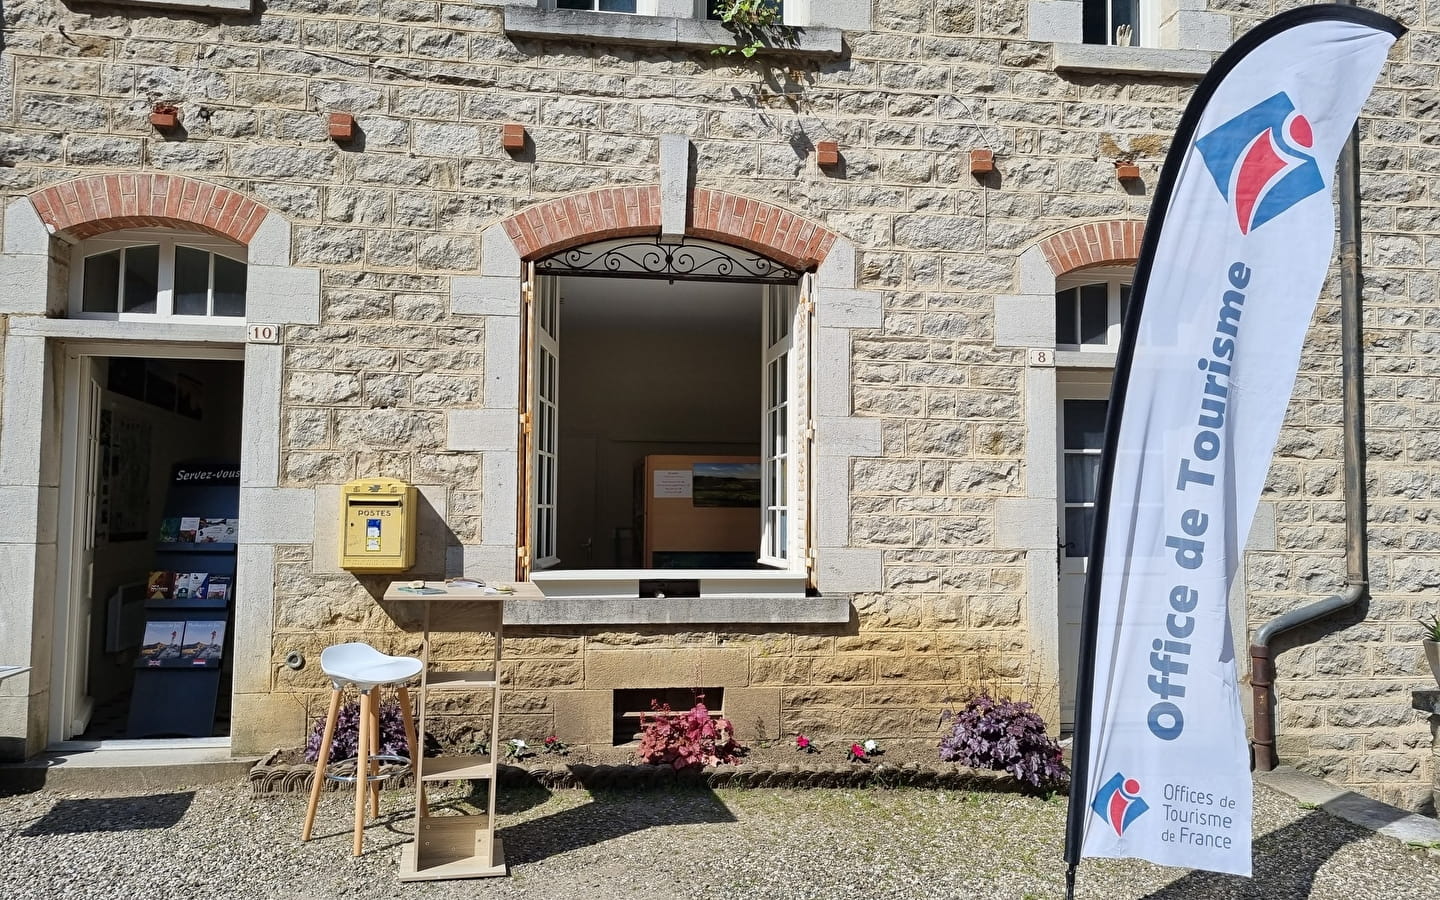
[340,478,417,573]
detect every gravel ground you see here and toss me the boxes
[2,779,1438,900]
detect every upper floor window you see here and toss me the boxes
[705,0,785,19]
[557,0,648,11]
[552,0,802,23]
[1083,0,1158,47]
[1055,268,1131,350]
[72,231,247,322]
[514,0,847,52]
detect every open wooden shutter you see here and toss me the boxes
[795,273,815,584]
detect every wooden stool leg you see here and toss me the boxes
[352,687,372,857]
[368,692,381,818]
[302,686,343,842]
[396,685,428,817]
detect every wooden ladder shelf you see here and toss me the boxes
[383,581,527,882]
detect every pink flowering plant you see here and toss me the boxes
[795,733,817,753]
[637,697,745,770]
[543,734,569,756]
[847,739,879,762]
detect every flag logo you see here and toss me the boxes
[1195,92,1325,235]
[1091,773,1150,836]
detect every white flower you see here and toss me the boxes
[510,739,527,749]
[863,739,878,753]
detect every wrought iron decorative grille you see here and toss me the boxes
[536,238,802,284]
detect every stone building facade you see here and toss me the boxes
[0,0,1437,809]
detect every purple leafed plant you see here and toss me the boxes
[305,701,432,763]
[937,694,1069,791]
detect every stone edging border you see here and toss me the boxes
[248,750,1053,795]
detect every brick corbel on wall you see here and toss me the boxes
[448,187,881,603]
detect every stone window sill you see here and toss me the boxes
[504,594,852,626]
[1053,43,1213,78]
[503,7,844,55]
[108,0,251,12]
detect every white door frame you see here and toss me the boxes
[1055,370,1113,730]
[50,340,244,746]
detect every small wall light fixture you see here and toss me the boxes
[502,123,526,152]
[328,112,356,142]
[816,140,840,168]
[970,149,995,175]
[1115,160,1141,181]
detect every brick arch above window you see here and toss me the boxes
[29,174,268,243]
[499,186,838,271]
[1039,220,1145,277]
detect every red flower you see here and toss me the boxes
[848,743,867,761]
[795,734,811,750]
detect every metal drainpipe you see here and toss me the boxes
[1250,118,1370,772]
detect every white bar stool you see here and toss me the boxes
[302,642,424,856]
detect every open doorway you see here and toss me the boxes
[52,349,244,746]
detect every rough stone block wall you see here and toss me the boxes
[0,0,1437,807]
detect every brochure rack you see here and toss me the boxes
[383,581,535,882]
[126,462,238,739]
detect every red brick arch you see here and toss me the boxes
[1039,220,1145,276]
[29,174,268,243]
[500,187,838,270]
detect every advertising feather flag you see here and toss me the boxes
[1064,5,1403,881]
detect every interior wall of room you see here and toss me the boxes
[86,357,244,705]
[556,278,761,568]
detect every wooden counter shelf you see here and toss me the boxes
[382,580,533,882]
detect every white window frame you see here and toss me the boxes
[550,0,661,14]
[758,281,811,568]
[1054,267,1131,353]
[529,271,561,571]
[69,229,248,324]
[1083,0,1161,48]
[519,264,811,595]
[700,0,808,26]
[546,0,811,25]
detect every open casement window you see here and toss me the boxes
[520,268,562,577]
[516,246,814,596]
[70,230,247,322]
[759,278,812,574]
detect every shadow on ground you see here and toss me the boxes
[495,784,738,864]
[1143,810,1363,899]
[21,791,195,836]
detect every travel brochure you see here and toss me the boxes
[136,619,226,668]
[159,516,239,544]
[147,571,232,603]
